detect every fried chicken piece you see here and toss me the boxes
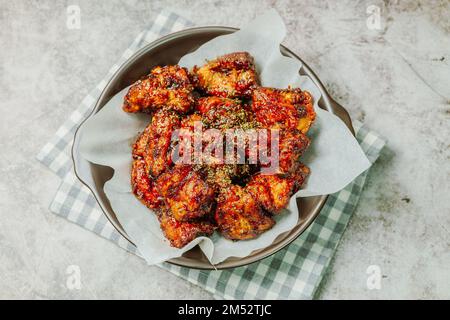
[131,122,163,208]
[123,65,195,114]
[252,87,316,133]
[156,165,215,221]
[193,52,259,98]
[277,129,310,174]
[197,97,260,173]
[132,121,152,159]
[196,96,253,130]
[159,207,215,248]
[246,163,310,214]
[290,162,311,193]
[144,109,180,178]
[131,159,163,209]
[246,174,294,214]
[176,106,254,167]
[215,185,274,240]
[169,113,204,165]
[247,128,309,174]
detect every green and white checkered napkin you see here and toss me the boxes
[37,9,385,299]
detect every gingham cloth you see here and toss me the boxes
[37,10,386,299]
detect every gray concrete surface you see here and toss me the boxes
[0,0,449,299]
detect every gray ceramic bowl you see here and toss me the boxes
[72,26,354,270]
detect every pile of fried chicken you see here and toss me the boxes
[123,52,316,248]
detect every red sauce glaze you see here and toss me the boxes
[126,53,314,248]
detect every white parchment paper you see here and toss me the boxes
[79,9,371,265]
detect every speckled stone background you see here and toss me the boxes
[1,0,449,299]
